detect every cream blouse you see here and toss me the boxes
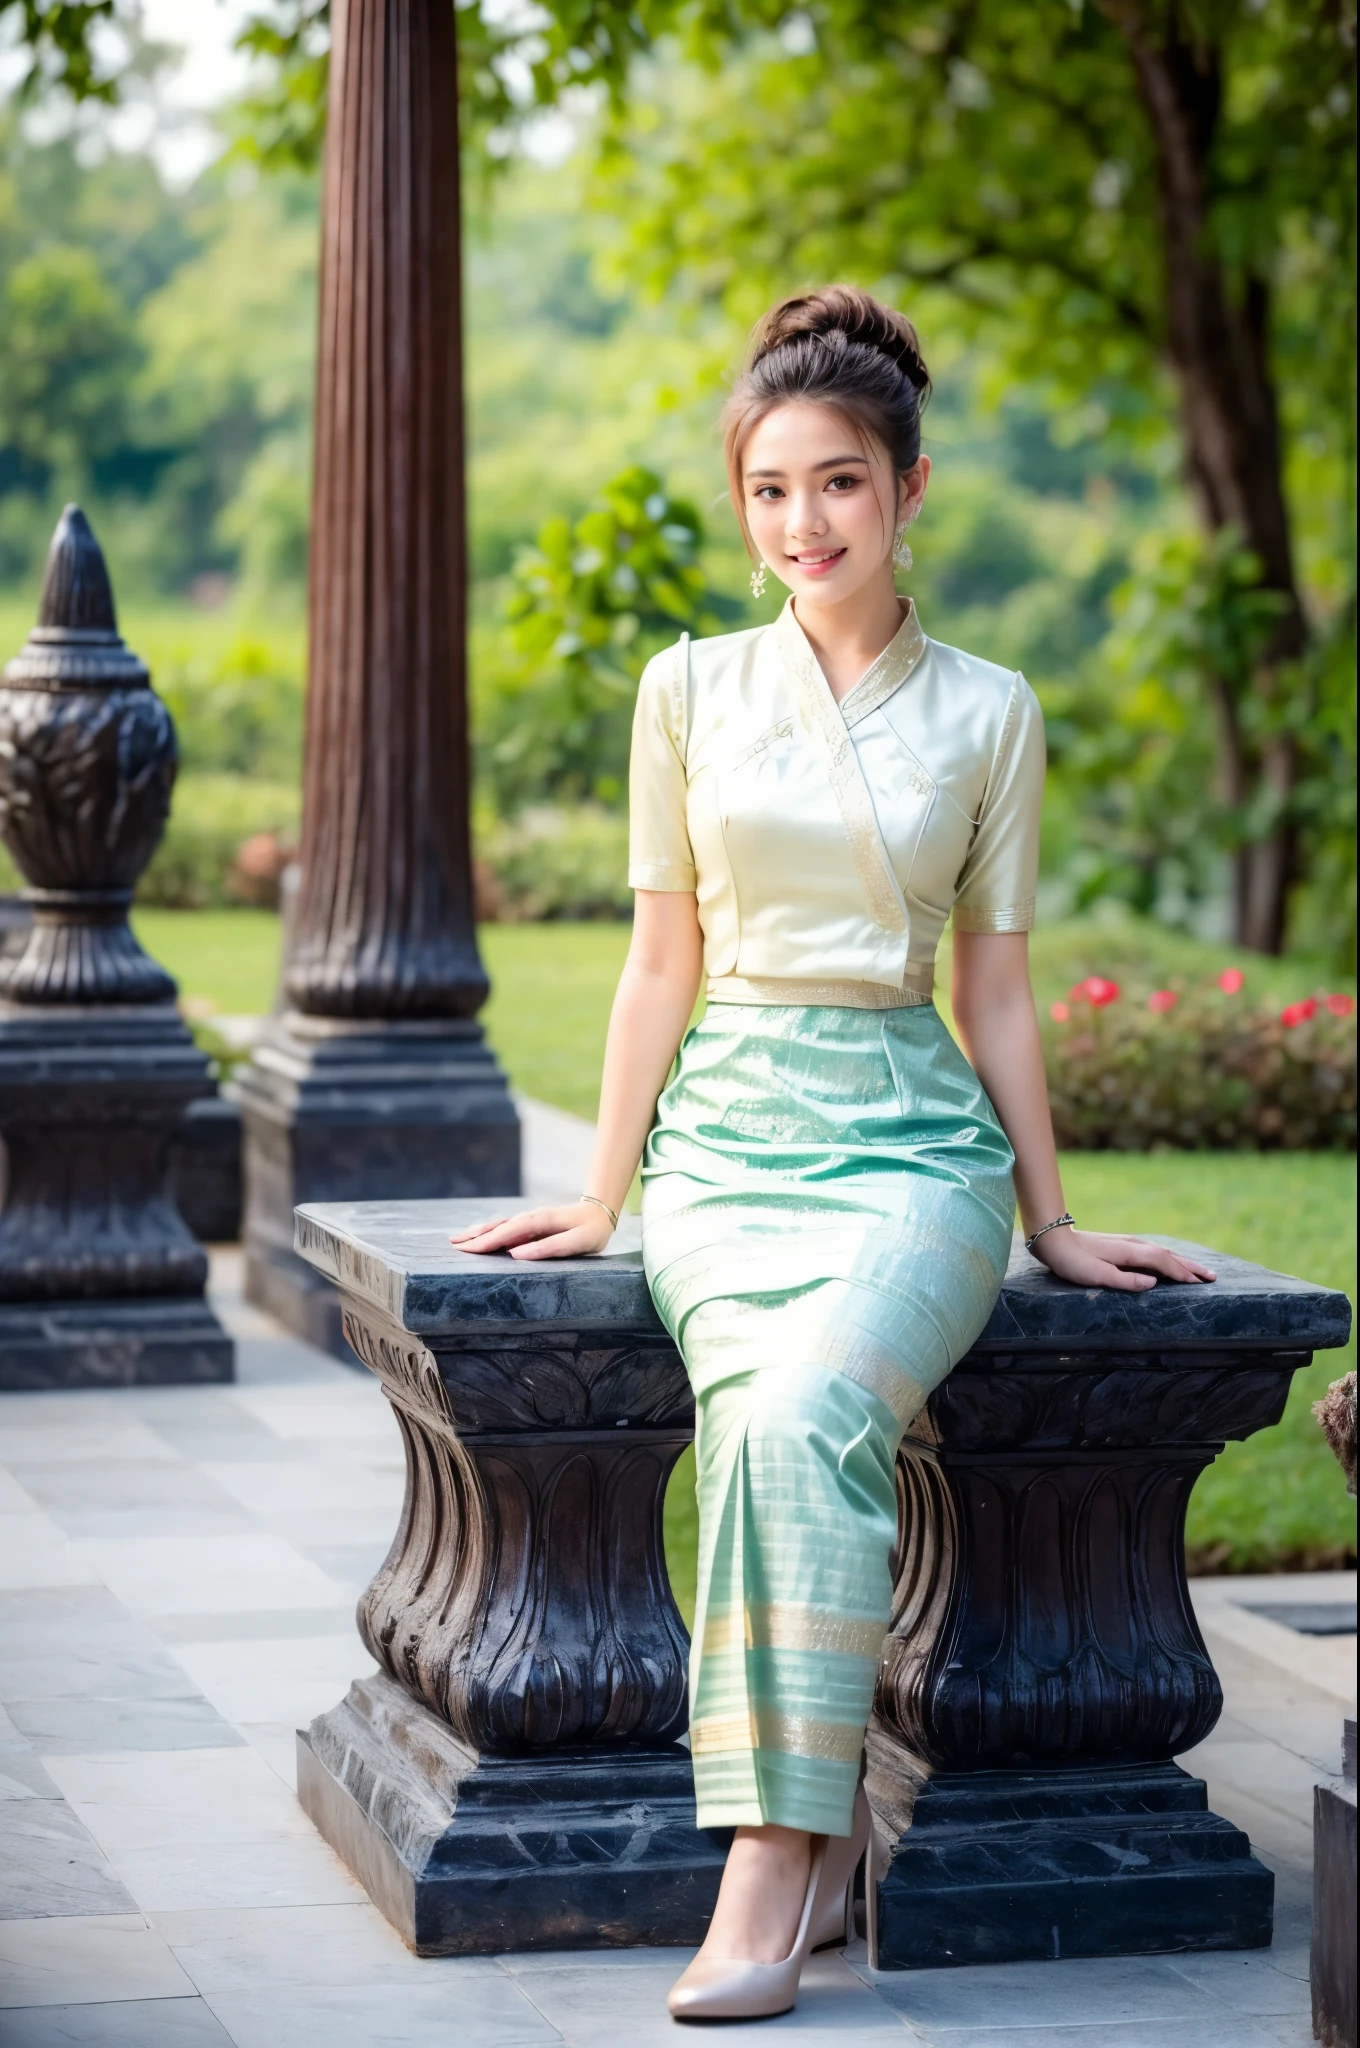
[627,597,1045,1008]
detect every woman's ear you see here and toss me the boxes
[899,455,931,522]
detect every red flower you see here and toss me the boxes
[1075,975,1121,1007]
[1217,967,1245,995]
[1325,992,1354,1017]
[1147,989,1178,1013]
[1050,1000,1071,1023]
[1280,999,1318,1028]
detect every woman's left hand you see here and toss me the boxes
[1031,1225,1216,1292]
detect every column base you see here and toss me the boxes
[245,1238,354,1360]
[1310,1722,1356,2048]
[0,1294,233,1391]
[169,1093,243,1244]
[297,1673,728,1956]
[871,1761,1274,1969]
[238,1013,520,1364]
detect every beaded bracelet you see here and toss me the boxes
[580,1194,619,1231]
[1025,1210,1075,1254]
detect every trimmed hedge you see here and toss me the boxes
[475,805,631,922]
[1046,972,1356,1150]
[135,775,300,909]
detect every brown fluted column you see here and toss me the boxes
[238,0,519,1356]
[289,0,482,1017]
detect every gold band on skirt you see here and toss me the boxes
[642,1001,1015,1836]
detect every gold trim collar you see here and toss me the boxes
[775,597,928,729]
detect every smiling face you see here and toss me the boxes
[740,400,929,610]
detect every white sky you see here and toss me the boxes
[0,0,582,186]
[2,2,270,186]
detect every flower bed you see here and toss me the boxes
[1045,969,1357,1150]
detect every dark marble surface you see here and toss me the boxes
[242,1016,520,1362]
[299,1673,728,1955]
[873,1761,1273,1968]
[0,1297,234,1392]
[296,1196,1352,1351]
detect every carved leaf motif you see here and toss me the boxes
[0,686,175,890]
[345,1310,691,1754]
[876,1441,1222,1773]
[429,1340,694,1433]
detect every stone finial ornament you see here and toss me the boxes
[0,506,231,1387]
[0,504,177,1003]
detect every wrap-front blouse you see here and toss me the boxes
[627,597,1045,1007]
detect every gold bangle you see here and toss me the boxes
[580,1194,619,1231]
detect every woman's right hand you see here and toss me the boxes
[450,1201,615,1261]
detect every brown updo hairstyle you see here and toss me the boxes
[722,286,931,560]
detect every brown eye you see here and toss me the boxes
[826,474,859,491]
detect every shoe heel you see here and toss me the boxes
[864,1827,879,1969]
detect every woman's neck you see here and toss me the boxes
[791,577,907,703]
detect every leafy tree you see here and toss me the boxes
[9,0,1353,954]
[593,2,1355,954]
[0,243,138,468]
[483,463,731,809]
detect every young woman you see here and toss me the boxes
[453,287,1214,2025]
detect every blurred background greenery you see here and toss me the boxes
[0,3,1354,965]
[0,5,1354,1571]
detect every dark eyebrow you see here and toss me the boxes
[746,455,870,479]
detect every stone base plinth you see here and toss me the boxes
[871,1761,1273,1969]
[246,1238,355,1360]
[238,1015,519,1362]
[0,1002,233,1390]
[169,1092,242,1245]
[0,1295,233,1390]
[298,1675,727,1955]
[1311,1719,1356,2048]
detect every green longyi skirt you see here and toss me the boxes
[641,1001,1015,1836]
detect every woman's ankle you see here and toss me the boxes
[700,1826,815,1963]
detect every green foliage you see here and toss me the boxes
[1054,529,1283,923]
[1045,975,1356,1152]
[1289,608,1358,971]
[0,107,316,594]
[153,634,304,782]
[1045,529,1359,961]
[230,3,330,172]
[0,4,116,103]
[484,464,733,811]
[135,773,299,909]
[594,1,1354,433]
[0,243,138,468]
[477,805,631,922]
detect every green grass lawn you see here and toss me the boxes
[133,908,286,1016]
[136,907,1357,1609]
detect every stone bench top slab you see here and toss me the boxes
[295,1198,1352,1353]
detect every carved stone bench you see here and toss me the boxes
[294,1198,1351,1965]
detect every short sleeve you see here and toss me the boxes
[952,676,1045,933]
[628,637,696,891]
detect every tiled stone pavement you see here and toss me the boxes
[0,1111,1354,2044]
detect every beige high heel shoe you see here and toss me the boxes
[667,1836,827,2024]
[667,1787,873,2024]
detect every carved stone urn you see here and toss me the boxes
[0,506,232,1388]
[0,506,177,1004]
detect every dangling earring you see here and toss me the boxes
[750,560,768,599]
[893,523,914,573]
